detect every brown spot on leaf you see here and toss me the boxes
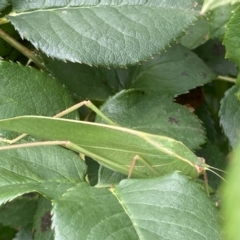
[168,117,179,125]
[181,71,189,77]
[200,71,207,79]
[41,211,52,232]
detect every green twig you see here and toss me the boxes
[0,27,45,70]
[217,75,236,83]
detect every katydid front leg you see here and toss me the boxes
[0,100,118,144]
[128,155,160,178]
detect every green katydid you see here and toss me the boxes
[0,101,225,188]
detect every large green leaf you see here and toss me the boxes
[0,116,205,179]
[45,44,216,99]
[96,89,206,150]
[0,61,77,138]
[0,142,87,205]
[8,0,200,66]
[128,44,216,96]
[219,85,240,147]
[53,173,220,240]
[223,5,240,67]
[222,141,240,240]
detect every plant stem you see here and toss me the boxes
[0,28,45,70]
[217,75,236,83]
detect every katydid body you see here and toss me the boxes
[0,115,205,179]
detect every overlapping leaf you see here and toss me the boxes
[44,44,216,100]
[128,44,216,96]
[223,5,240,67]
[0,142,87,205]
[53,173,220,240]
[96,89,206,150]
[0,61,77,138]
[219,85,240,147]
[8,0,201,66]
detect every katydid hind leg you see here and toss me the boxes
[54,100,118,126]
[128,155,160,178]
[0,100,118,145]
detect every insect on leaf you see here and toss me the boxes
[0,116,205,179]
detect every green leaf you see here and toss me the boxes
[32,196,54,240]
[0,196,37,228]
[44,57,114,101]
[180,17,210,49]
[53,173,220,240]
[129,44,216,96]
[0,142,87,204]
[219,85,240,147]
[222,141,240,240]
[0,116,205,179]
[209,3,239,39]
[223,5,240,67]
[0,61,77,138]
[8,1,200,66]
[96,89,206,150]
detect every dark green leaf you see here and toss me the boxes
[219,85,240,147]
[129,44,216,96]
[44,57,113,101]
[0,196,37,228]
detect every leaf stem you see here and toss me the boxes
[217,75,236,83]
[0,27,45,70]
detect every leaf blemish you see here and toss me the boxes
[41,211,52,232]
[168,117,179,125]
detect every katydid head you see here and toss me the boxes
[195,157,227,196]
[195,157,227,181]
